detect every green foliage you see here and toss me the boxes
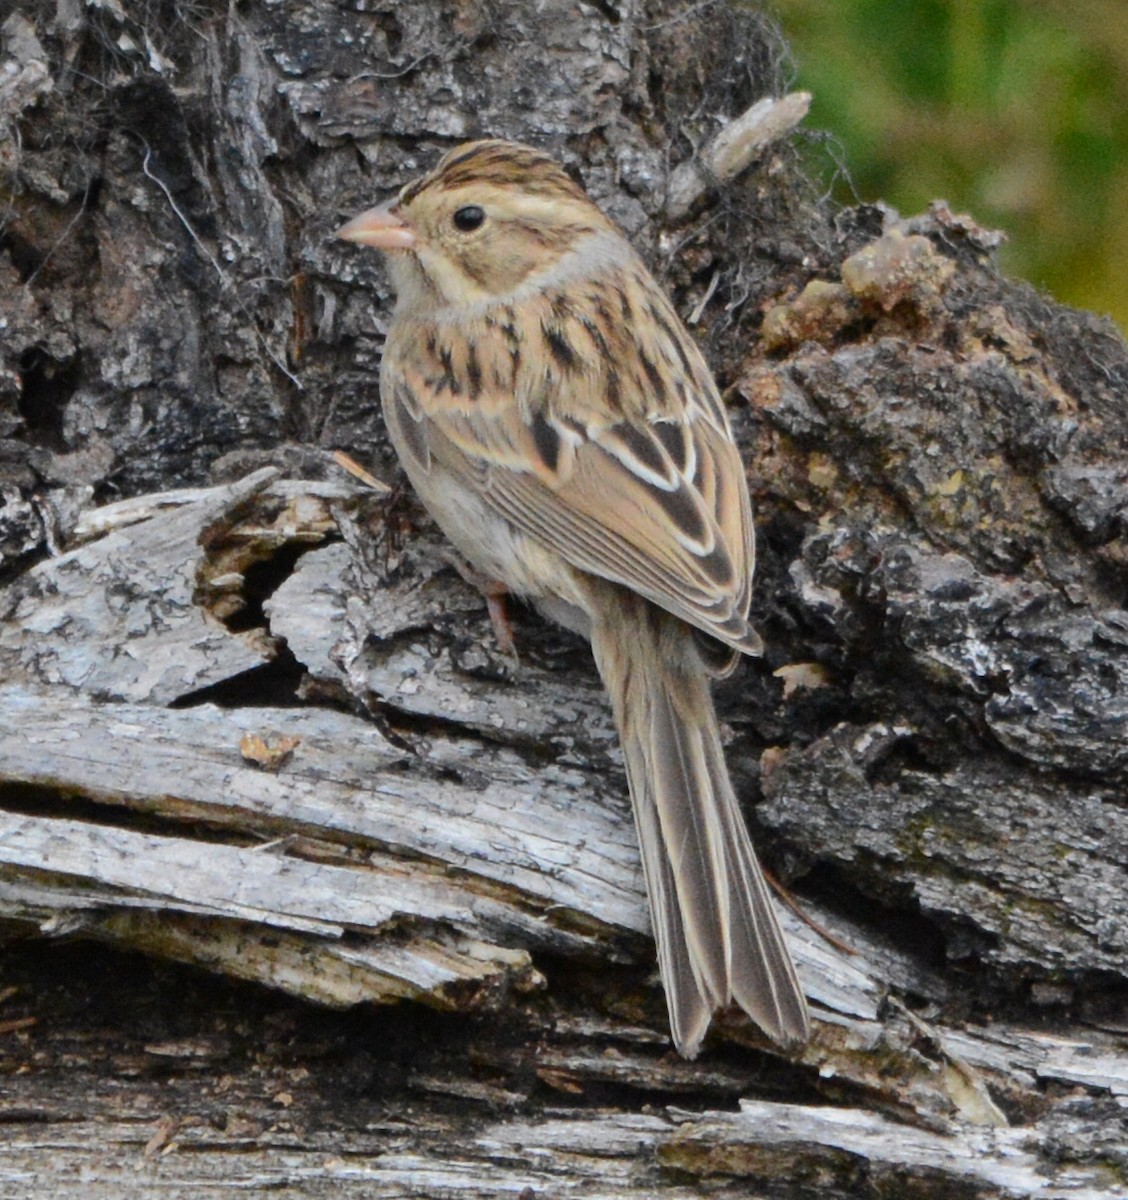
[773,0,1128,330]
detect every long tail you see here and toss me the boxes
[589,591,810,1057]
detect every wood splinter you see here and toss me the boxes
[665,91,812,219]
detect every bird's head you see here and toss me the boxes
[337,140,619,311]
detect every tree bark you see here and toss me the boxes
[2,1,1127,1195]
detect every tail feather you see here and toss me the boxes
[648,686,733,1004]
[631,786,713,1054]
[591,591,809,1057]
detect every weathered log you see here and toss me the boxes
[2,0,1127,1195]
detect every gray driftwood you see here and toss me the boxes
[2,1,1127,1196]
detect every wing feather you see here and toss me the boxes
[382,267,762,656]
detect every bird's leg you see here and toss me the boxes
[762,867,858,957]
[440,550,518,658]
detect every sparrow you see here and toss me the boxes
[337,139,809,1056]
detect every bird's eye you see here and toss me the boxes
[452,205,486,232]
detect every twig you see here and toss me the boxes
[141,145,224,277]
[643,0,726,32]
[331,450,391,493]
[686,268,720,325]
[22,181,94,290]
[665,91,812,220]
[140,144,304,391]
[348,53,434,81]
[763,866,858,957]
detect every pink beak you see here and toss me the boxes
[335,203,416,250]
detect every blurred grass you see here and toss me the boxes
[772,0,1128,330]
